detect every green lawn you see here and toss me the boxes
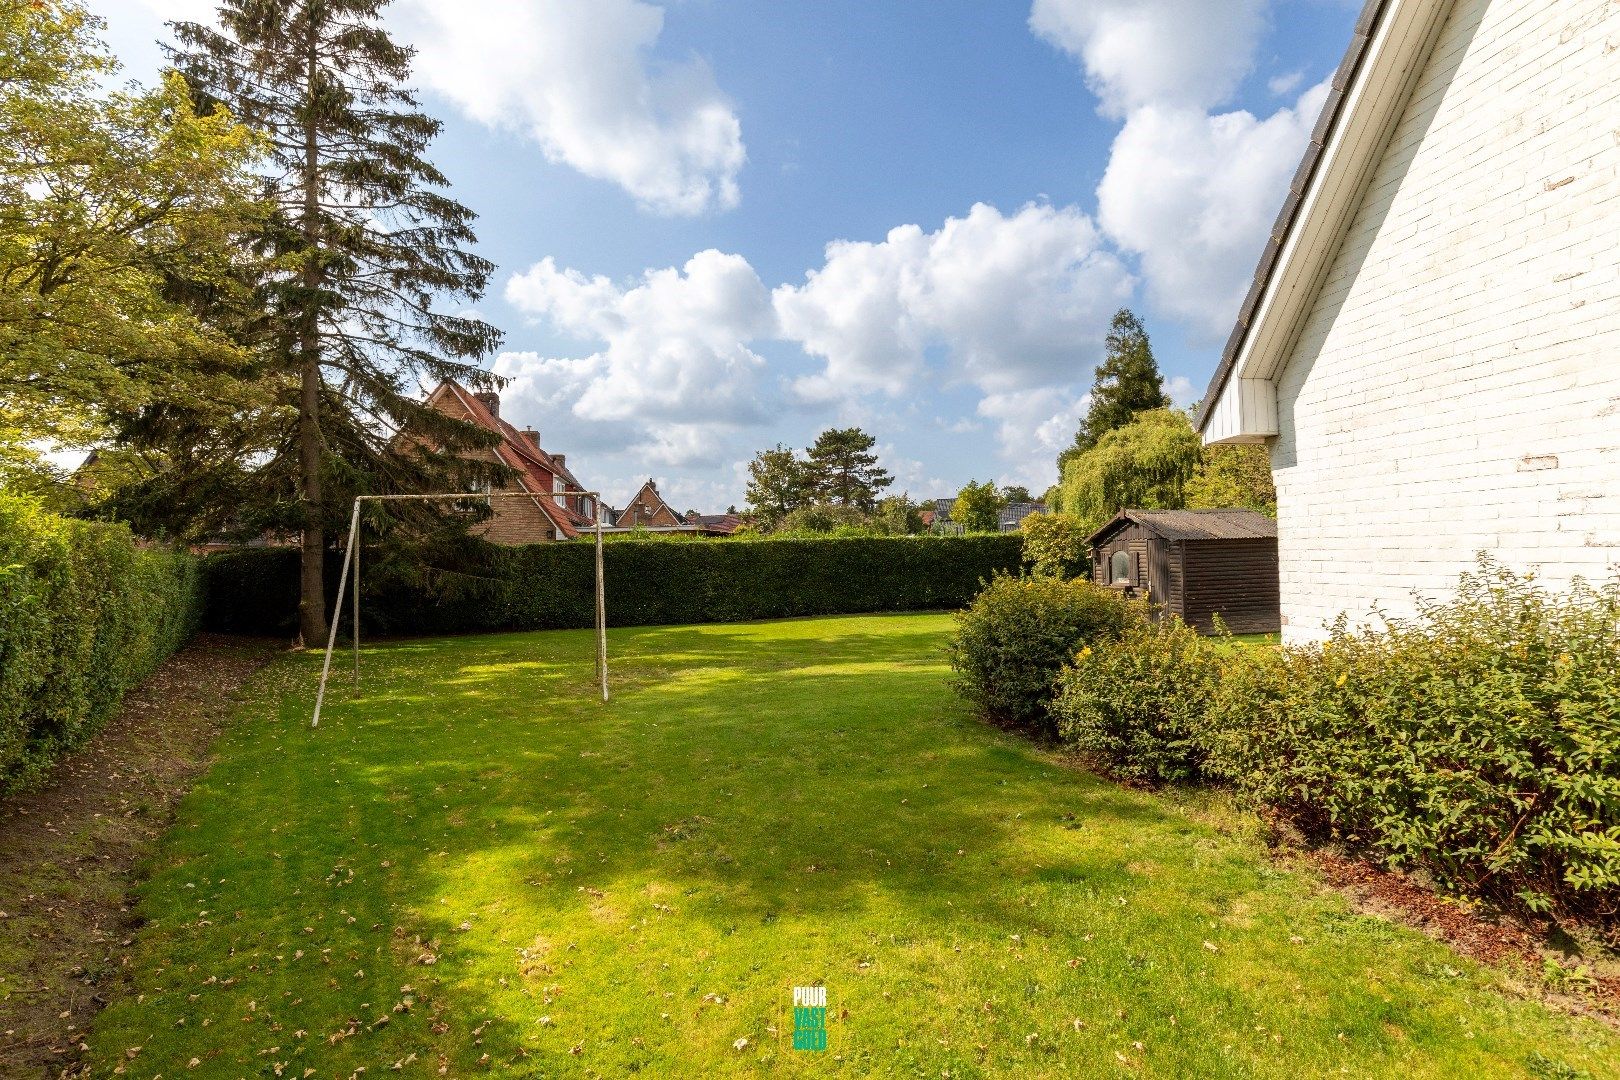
[1228,633,1279,648]
[90,614,1617,1078]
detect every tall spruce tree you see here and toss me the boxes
[1059,309,1170,473]
[170,1,503,643]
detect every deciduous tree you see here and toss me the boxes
[1186,444,1276,517]
[1000,484,1034,505]
[953,480,1003,533]
[744,443,811,528]
[0,0,264,487]
[874,493,925,535]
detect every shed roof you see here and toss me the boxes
[1088,508,1278,546]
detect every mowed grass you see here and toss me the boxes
[90,614,1617,1078]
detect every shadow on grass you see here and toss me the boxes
[92,614,1610,1077]
[251,618,1205,1066]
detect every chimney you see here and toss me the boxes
[551,453,566,468]
[647,478,657,491]
[473,390,499,418]
[521,426,540,448]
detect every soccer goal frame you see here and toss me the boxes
[311,491,608,727]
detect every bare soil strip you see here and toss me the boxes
[1295,847,1619,1023]
[0,635,280,1078]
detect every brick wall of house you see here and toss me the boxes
[1272,0,1620,640]
[476,485,557,544]
[617,481,683,528]
[427,389,559,545]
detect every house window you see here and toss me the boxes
[1110,550,1133,585]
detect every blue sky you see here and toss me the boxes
[98,0,1359,513]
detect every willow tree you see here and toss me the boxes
[1052,408,1201,532]
[170,0,503,643]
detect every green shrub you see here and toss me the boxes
[1051,616,1220,784]
[1020,512,1092,579]
[949,574,1137,737]
[0,495,204,792]
[1205,559,1620,920]
[206,534,1026,636]
[772,504,873,536]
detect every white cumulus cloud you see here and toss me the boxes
[774,202,1133,405]
[385,0,745,216]
[977,388,1091,493]
[1098,82,1330,337]
[1032,0,1329,340]
[1029,0,1269,117]
[497,250,774,466]
[125,0,746,215]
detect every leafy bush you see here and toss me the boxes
[0,495,204,792]
[949,574,1137,737]
[1020,513,1092,579]
[1051,616,1220,784]
[206,534,1026,636]
[772,503,872,535]
[1205,559,1620,919]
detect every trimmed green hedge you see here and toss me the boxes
[1203,561,1620,921]
[205,534,1026,637]
[957,556,1620,922]
[0,495,205,792]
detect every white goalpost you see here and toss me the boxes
[311,491,609,727]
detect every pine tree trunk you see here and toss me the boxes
[295,5,327,647]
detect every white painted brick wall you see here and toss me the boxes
[1272,0,1620,642]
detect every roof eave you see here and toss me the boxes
[1195,0,1453,443]
[1085,510,1137,548]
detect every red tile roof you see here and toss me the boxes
[432,381,597,538]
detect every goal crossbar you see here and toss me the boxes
[311,491,609,727]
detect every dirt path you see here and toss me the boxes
[0,635,282,1079]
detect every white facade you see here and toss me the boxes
[1202,0,1620,641]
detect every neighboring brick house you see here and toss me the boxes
[1196,0,1620,641]
[424,381,599,544]
[609,479,684,529]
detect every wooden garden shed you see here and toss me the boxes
[1088,509,1280,635]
